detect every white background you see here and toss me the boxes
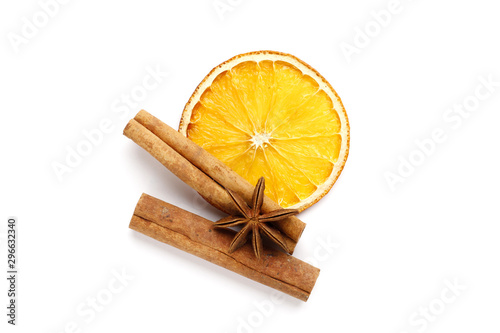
[1,0,499,332]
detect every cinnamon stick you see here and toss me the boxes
[130,193,319,302]
[134,110,306,242]
[123,110,307,252]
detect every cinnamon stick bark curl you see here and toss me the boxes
[130,193,319,302]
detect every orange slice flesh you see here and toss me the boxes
[179,51,349,211]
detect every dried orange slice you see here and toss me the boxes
[179,51,349,211]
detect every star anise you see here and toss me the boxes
[213,177,299,258]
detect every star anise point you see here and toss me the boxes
[213,177,299,258]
